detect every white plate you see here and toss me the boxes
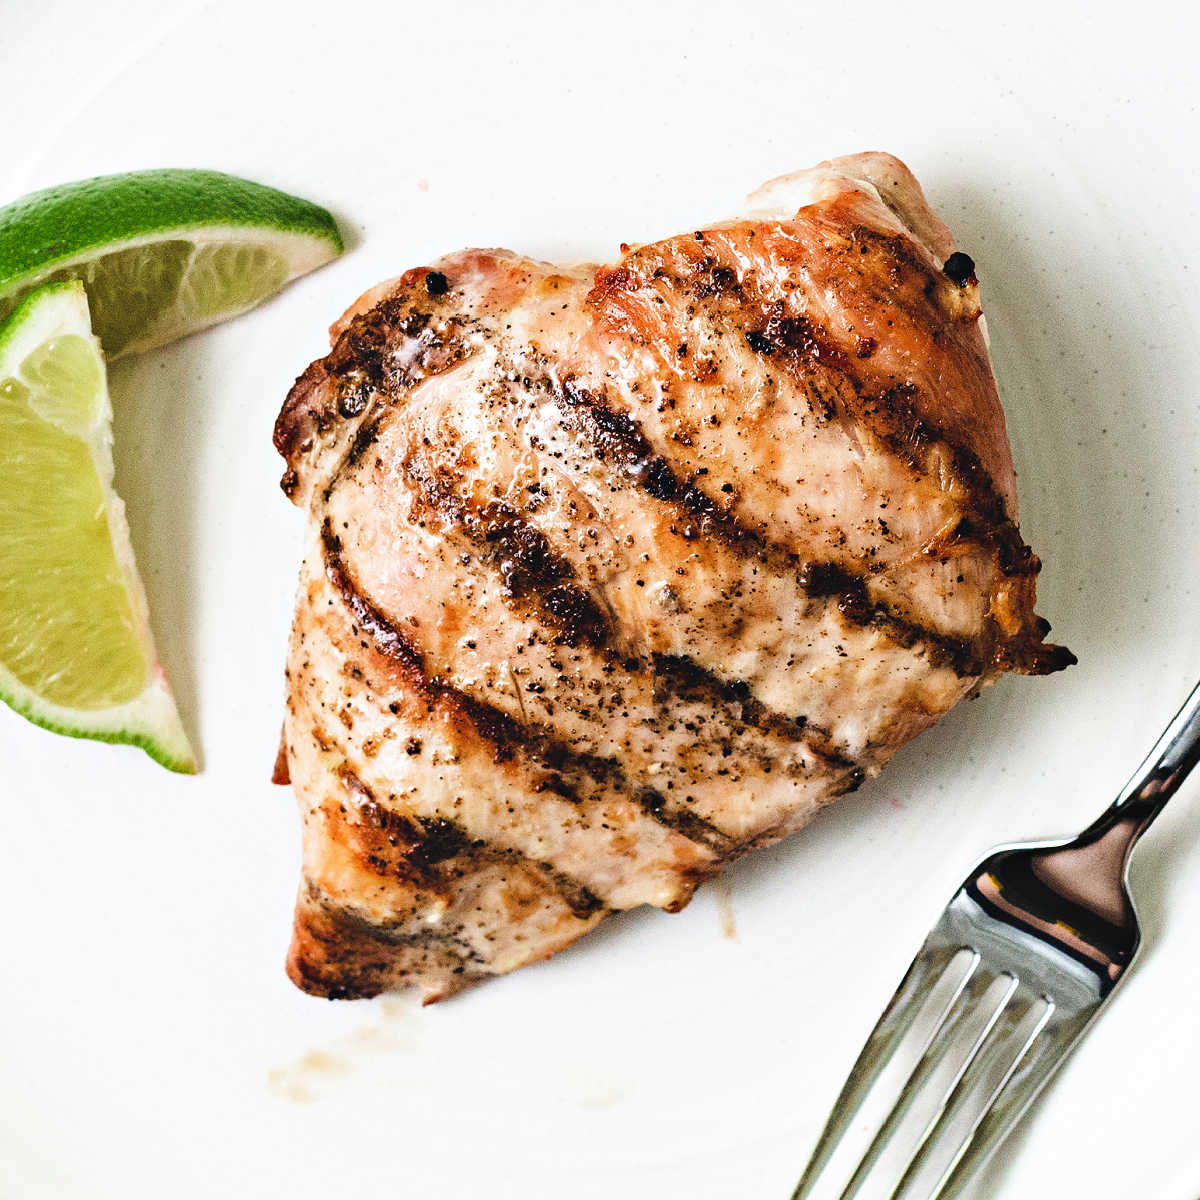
[2,2,1198,1197]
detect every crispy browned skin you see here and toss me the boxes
[274,153,1072,1002]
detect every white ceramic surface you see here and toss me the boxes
[2,2,1198,1197]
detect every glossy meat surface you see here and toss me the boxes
[274,153,1072,1001]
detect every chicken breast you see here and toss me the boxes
[273,152,1072,1002]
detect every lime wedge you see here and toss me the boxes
[0,169,343,357]
[0,280,195,772]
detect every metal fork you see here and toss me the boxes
[792,677,1200,1200]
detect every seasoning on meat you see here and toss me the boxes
[273,152,1073,1003]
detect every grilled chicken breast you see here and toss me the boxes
[273,152,1072,1002]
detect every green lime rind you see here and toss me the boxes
[0,280,196,773]
[0,169,343,357]
[0,168,342,290]
[0,277,75,351]
[0,663,196,774]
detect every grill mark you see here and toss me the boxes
[744,307,854,378]
[342,407,390,474]
[722,248,1060,601]
[332,762,431,885]
[553,375,986,675]
[392,453,869,780]
[331,296,468,398]
[767,398,1070,670]
[277,287,475,507]
[333,763,604,920]
[323,523,426,675]
[451,847,603,920]
[320,521,733,854]
[727,303,1034,578]
[591,222,1070,674]
[651,654,855,772]
[319,317,473,505]
[558,374,758,550]
[291,890,484,1000]
[729,287,1071,673]
[863,385,1047,581]
[403,452,611,649]
[308,891,479,955]
[629,786,732,853]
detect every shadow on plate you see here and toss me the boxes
[109,344,211,763]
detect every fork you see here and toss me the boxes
[791,676,1200,1200]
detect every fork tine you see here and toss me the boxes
[919,995,1056,1199]
[878,974,1021,1197]
[839,972,1018,1200]
[920,1002,1093,1199]
[880,991,1054,1200]
[791,946,978,1200]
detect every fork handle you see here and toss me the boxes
[1083,676,1200,846]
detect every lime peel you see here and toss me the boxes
[0,281,195,773]
[0,169,343,357]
